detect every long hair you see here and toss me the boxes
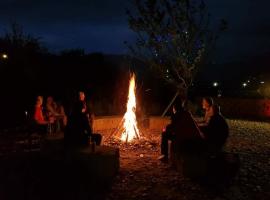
[203,97,213,106]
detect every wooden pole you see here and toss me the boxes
[161,90,180,117]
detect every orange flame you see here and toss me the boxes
[120,73,140,142]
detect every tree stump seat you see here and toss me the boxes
[41,135,120,185]
[169,140,208,178]
[169,139,240,181]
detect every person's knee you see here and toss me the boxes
[162,131,169,137]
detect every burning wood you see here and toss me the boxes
[120,73,141,142]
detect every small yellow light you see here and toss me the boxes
[2,53,8,59]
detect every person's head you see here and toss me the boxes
[46,96,53,105]
[36,96,43,106]
[212,104,221,115]
[202,97,213,110]
[172,97,184,114]
[78,91,85,101]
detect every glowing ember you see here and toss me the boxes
[120,73,140,142]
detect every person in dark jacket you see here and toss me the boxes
[200,104,229,156]
[159,98,205,162]
[158,99,183,161]
[65,91,102,146]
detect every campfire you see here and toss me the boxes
[120,73,141,142]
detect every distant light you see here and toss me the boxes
[247,80,250,83]
[25,111,28,117]
[213,82,218,87]
[242,83,247,87]
[2,53,8,59]
[260,81,265,84]
[217,90,222,97]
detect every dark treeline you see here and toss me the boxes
[0,24,177,131]
[1,47,268,129]
[1,24,269,129]
[0,28,175,129]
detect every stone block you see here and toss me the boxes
[41,136,120,185]
[76,146,120,182]
[149,117,170,131]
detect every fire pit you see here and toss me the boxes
[101,73,141,144]
[119,73,141,142]
[94,73,170,146]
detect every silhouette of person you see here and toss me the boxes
[46,96,67,132]
[159,98,205,162]
[200,104,229,156]
[65,91,101,146]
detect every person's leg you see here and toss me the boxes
[54,119,61,133]
[161,131,173,157]
[91,133,102,145]
[82,115,93,135]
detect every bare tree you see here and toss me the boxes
[126,0,227,115]
[1,23,46,56]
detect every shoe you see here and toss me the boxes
[158,155,168,163]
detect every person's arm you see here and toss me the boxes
[34,106,49,125]
[199,116,216,140]
[188,111,206,139]
[46,104,61,116]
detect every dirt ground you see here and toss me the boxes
[0,119,269,200]
[102,119,270,200]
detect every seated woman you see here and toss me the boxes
[45,96,67,132]
[55,100,67,127]
[33,96,54,134]
[200,104,229,156]
[197,97,214,127]
[45,96,59,117]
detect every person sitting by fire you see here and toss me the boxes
[55,100,67,127]
[197,97,214,127]
[200,104,229,157]
[33,96,54,134]
[45,96,67,132]
[65,91,102,146]
[158,97,205,162]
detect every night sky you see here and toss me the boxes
[0,0,270,64]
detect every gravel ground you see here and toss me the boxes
[103,119,270,200]
[0,119,269,200]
